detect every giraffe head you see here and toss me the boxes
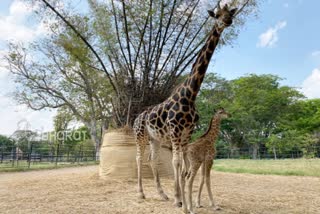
[215,107,230,119]
[208,3,237,30]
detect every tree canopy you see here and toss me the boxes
[4,0,259,156]
[195,73,320,159]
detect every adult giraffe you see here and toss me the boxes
[133,3,237,207]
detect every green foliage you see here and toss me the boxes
[195,73,232,133]
[194,73,319,158]
[50,126,91,149]
[300,134,318,158]
[0,135,14,152]
[284,99,320,133]
[266,130,303,155]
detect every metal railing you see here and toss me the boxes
[1,143,319,170]
[215,146,320,159]
[0,144,98,170]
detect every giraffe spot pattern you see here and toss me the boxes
[180,88,185,96]
[180,98,189,106]
[198,63,207,75]
[190,78,198,90]
[168,110,175,119]
[186,114,193,123]
[182,106,189,112]
[161,111,168,121]
[157,118,163,128]
[173,103,180,111]
[185,88,192,97]
[173,94,179,101]
[176,112,184,121]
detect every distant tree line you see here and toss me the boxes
[193,73,320,159]
[0,126,94,156]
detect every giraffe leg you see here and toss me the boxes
[149,140,169,200]
[172,144,182,207]
[180,153,189,213]
[196,162,205,208]
[205,160,220,210]
[187,163,201,214]
[136,138,147,199]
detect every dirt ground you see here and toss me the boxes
[0,166,319,214]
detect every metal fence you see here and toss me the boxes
[215,146,320,159]
[0,144,98,170]
[1,143,319,170]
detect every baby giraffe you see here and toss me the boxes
[181,108,230,214]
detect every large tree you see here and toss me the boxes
[228,74,303,158]
[5,22,113,158]
[24,0,259,126]
[5,0,258,157]
[194,73,304,158]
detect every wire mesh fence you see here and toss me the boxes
[0,144,98,170]
[1,143,319,171]
[215,146,320,159]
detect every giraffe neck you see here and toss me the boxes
[203,115,221,142]
[180,24,223,101]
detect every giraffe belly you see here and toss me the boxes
[146,124,171,144]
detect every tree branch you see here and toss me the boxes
[39,0,117,93]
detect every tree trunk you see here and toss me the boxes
[230,145,239,158]
[86,121,101,161]
[272,146,277,160]
[252,144,259,160]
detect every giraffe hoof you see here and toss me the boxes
[213,205,221,211]
[138,193,145,200]
[173,201,182,207]
[160,193,169,201]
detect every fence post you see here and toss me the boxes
[67,147,70,162]
[77,145,82,165]
[16,146,19,167]
[0,146,3,164]
[11,146,15,167]
[74,148,77,163]
[51,146,55,163]
[28,143,33,169]
[55,144,60,167]
[81,145,83,162]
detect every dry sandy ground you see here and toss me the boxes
[0,166,319,214]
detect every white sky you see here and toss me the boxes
[0,0,55,136]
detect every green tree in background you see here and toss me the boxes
[194,73,310,159]
[0,135,14,153]
[228,74,303,158]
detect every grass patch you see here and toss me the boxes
[214,158,320,177]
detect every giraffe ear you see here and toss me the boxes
[207,9,216,18]
[230,8,237,16]
[223,4,229,10]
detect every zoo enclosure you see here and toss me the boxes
[215,145,320,159]
[1,142,320,170]
[0,143,97,170]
